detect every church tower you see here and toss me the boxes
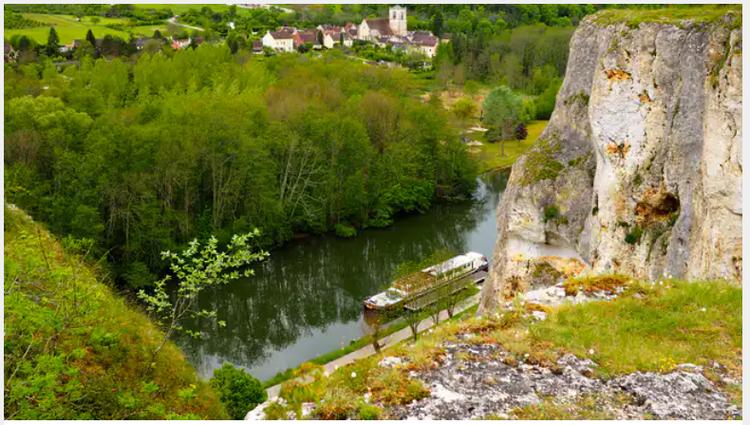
[389,5,407,36]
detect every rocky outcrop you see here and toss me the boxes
[480,11,742,312]
[389,343,740,420]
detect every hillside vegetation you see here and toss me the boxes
[5,48,477,290]
[593,4,741,27]
[261,276,741,419]
[4,206,226,419]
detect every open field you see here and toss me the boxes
[133,4,260,16]
[5,13,168,44]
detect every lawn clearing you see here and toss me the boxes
[470,120,548,172]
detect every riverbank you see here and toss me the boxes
[262,286,481,390]
[259,288,482,403]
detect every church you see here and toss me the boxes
[358,5,408,41]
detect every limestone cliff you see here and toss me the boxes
[480,10,742,312]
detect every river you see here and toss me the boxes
[177,170,508,381]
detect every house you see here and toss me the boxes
[294,29,320,50]
[341,32,354,48]
[359,5,407,41]
[58,42,75,53]
[320,26,342,49]
[262,27,295,52]
[409,31,439,58]
[344,22,358,38]
[171,38,191,50]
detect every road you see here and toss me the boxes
[265,291,481,399]
[167,16,205,32]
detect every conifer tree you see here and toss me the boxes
[46,27,59,56]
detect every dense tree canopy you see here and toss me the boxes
[4,46,477,290]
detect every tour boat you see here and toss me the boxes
[363,252,488,311]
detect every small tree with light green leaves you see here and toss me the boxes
[138,230,268,358]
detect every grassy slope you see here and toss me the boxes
[4,206,226,419]
[593,4,741,27]
[5,13,168,44]
[265,276,741,419]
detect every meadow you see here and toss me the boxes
[5,12,168,44]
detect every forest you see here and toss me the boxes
[4,47,478,290]
[2,4,614,292]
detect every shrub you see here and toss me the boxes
[210,363,267,420]
[543,205,560,223]
[314,387,358,419]
[368,369,430,405]
[514,122,528,140]
[357,402,383,419]
[334,222,357,238]
[452,97,477,121]
[263,402,289,420]
[625,226,643,244]
[562,274,631,296]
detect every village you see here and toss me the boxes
[258,5,440,58]
[5,5,440,63]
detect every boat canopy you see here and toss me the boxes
[365,288,405,307]
[422,252,485,277]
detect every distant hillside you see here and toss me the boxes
[4,205,226,419]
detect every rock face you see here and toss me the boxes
[389,342,740,420]
[480,12,742,312]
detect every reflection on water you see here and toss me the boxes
[178,171,508,381]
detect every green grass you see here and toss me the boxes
[133,4,259,17]
[5,13,170,44]
[262,317,409,389]
[509,394,633,419]
[471,120,548,173]
[530,279,742,377]
[4,206,226,419]
[593,5,741,28]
